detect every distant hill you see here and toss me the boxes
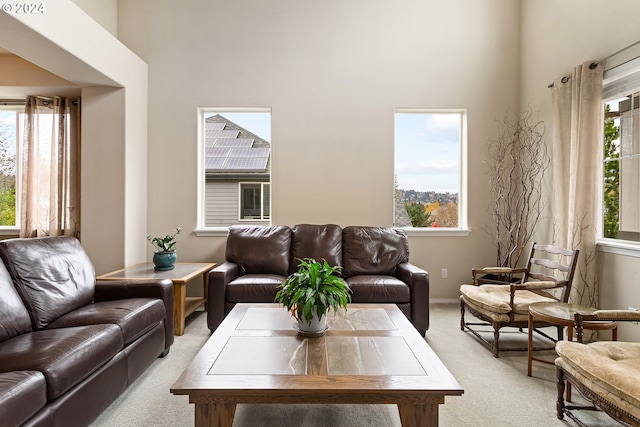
[397,189,458,206]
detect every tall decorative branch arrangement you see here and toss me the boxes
[487,109,550,268]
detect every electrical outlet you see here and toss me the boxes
[441,268,448,279]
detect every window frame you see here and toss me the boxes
[393,107,469,237]
[196,107,272,235]
[0,104,22,235]
[238,182,270,221]
[597,56,640,257]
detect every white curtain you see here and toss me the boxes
[21,96,81,238]
[550,61,603,307]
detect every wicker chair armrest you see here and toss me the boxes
[514,280,558,291]
[575,310,640,342]
[473,267,514,275]
[583,310,640,322]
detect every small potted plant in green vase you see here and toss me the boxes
[275,258,351,336]
[147,227,182,271]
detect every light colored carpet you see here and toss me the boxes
[92,303,616,426]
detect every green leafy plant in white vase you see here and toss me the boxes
[275,258,351,334]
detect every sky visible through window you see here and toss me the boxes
[0,110,17,156]
[204,112,271,142]
[394,112,460,194]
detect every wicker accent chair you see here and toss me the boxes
[556,310,640,427]
[460,243,579,357]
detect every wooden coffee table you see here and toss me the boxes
[171,303,463,427]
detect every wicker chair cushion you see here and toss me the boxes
[555,341,640,411]
[459,284,556,315]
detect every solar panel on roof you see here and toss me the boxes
[205,157,227,169]
[205,123,226,131]
[205,147,231,157]
[228,147,270,158]
[205,130,239,139]
[223,157,269,171]
[213,138,254,147]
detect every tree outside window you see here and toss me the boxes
[394,110,464,229]
[0,109,19,227]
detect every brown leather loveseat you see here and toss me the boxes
[208,224,429,335]
[0,236,174,427]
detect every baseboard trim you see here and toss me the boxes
[430,299,459,304]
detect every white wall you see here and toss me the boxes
[520,0,640,340]
[0,0,148,274]
[71,0,118,36]
[118,0,521,299]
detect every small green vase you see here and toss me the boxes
[153,251,177,271]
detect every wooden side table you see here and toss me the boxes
[97,262,216,336]
[527,302,617,400]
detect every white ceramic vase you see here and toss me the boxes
[297,308,327,333]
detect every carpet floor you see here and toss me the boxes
[92,303,617,426]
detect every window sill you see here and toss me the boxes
[194,227,231,237]
[401,227,470,237]
[0,228,19,237]
[597,239,640,258]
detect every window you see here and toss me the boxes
[0,104,21,230]
[198,109,271,228]
[240,182,270,220]
[603,92,639,241]
[394,109,466,229]
[601,57,640,243]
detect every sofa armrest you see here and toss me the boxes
[395,262,429,335]
[95,279,174,353]
[207,262,241,332]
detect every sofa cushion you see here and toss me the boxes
[226,225,292,276]
[0,261,32,343]
[0,324,123,400]
[346,275,410,303]
[0,236,95,329]
[556,341,640,411]
[342,226,409,277]
[290,224,343,274]
[0,370,46,427]
[459,284,556,315]
[226,274,286,303]
[46,298,165,345]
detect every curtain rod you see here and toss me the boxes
[0,99,25,106]
[548,39,640,88]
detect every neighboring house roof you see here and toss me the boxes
[204,114,270,178]
[394,196,412,227]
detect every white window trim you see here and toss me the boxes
[393,107,469,233]
[196,107,271,233]
[597,56,640,256]
[0,105,22,234]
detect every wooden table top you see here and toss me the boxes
[171,303,463,403]
[529,302,601,323]
[97,262,216,284]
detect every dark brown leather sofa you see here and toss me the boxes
[208,224,429,335]
[0,236,174,427]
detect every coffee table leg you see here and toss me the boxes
[194,402,236,427]
[398,403,438,426]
